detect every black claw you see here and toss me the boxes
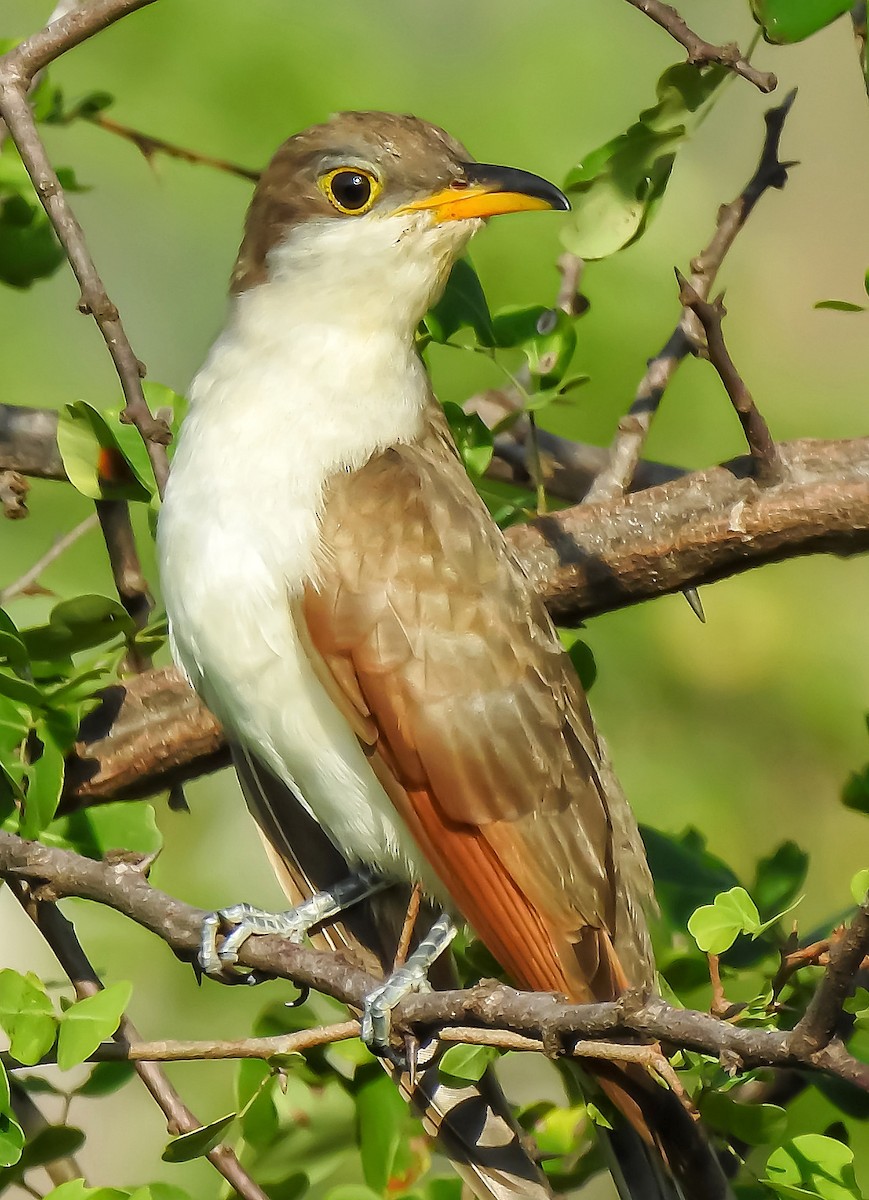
[404,1034,420,1088]
[284,985,311,1009]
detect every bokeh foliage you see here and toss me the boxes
[1,0,869,1197]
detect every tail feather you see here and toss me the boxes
[232,745,554,1200]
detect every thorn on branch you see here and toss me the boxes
[623,0,777,93]
[741,89,800,220]
[89,113,261,184]
[676,272,785,486]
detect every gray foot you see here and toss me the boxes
[198,867,386,979]
[362,912,457,1058]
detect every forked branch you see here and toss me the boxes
[623,0,777,92]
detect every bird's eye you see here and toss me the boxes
[320,167,380,215]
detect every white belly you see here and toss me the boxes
[160,524,426,884]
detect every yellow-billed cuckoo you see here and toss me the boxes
[158,111,729,1200]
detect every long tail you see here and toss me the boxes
[232,745,553,1200]
[595,1070,734,1200]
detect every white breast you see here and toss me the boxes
[158,238,457,886]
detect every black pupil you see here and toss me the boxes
[332,171,371,210]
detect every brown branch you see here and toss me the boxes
[506,437,869,625]
[94,499,152,669]
[10,881,269,1200]
[587,89,796,503]
[0,2,170,497]
[0,405,66,480]
[676,278,784,485]
[790,900,869,1056]
[61,666,229,808]
[89,113,261,182]
[623,0,776,92]
[1,831,868,1094]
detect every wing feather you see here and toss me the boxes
[303,399,655,1000]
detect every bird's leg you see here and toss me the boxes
[362,911,457,1061]
[199,865,388,979]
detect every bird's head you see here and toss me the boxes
[231,111,568,333]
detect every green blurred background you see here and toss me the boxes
[1,0,868,1194]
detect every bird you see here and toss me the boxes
[157,110,729,1200]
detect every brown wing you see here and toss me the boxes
[303,400,654,1003]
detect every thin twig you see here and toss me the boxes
[394,884,422,970]
[555,253,587,317]
[0,1,170,496]
[94,499,152,668]
[623,0,776,92]
[9,881,269,1200]
[586,89,797,503]
[0,513,99,604]
[89,113,260,182]
[677,276,784,485]
[4,1022,360,1068]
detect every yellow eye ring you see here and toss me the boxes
[319,167,381,215]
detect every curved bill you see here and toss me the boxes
[404,162,570,222]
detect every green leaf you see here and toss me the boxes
[753,842,809,918]
[75,1059,135,1097]
[0,149,64,289]
[751,0,853,43]
[162,1112,237,1163]
[43,1185,129,1200]
[56,981,132,1070]
[56,400,155,503]
[425,258,494,345]
[0,1112,25,1168]
[523,309,576,390]
[641,826,739,929]
[533,1104,588,1156]
[0,969,58,1065]
[566,638,597,691]
[438,1043,498,1083]
[0,630,28,670]
[49,801,162,860]
[562,63,725,260]
[0,691,30,757]
[0,1061,8,1110]
[814,300,866,312]
[849,869,869,905]
[22,594,135,661]
[699,1092,786,1145]
[356,1070,407,1192]
[128,1186,193,1200]
[687,886,761,954]
[765,1134,860,1199]
[324,1188,384,1200]
[842,765,869,814]
[19,720,66,837]
[12,1124,85,1172]
[0,668,43,709]
[491,304,549,348]
[442,402,494,478]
